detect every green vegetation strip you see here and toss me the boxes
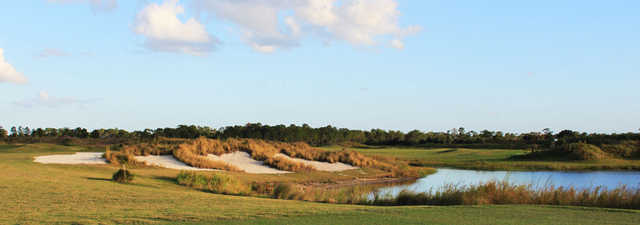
[3,144,640,224]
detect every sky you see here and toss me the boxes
[1,0,639,133]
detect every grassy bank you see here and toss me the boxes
[3,144,640,224]
[321,146,640,171]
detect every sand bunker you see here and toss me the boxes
[208,151,291,174]
[34,151,357,173]
[34,152,107,165]
[135,155,218,171]
[275,153,358,172]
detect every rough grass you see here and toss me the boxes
[176,171,250,195]
[3,144,640,224]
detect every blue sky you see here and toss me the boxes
[1,0,639,133]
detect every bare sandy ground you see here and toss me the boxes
[208,151,291,174]
[135,155,218,171]
[275,153,358,172]
[34,151,357,173]
[34,152,107,165]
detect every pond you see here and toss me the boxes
[375,168,640,197]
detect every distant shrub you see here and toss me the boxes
[112,169,134,183]
[601,141,639,159]
[61,137,73,146]
[563,143,608,160]
[272,183,296,199]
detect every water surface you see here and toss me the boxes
[376,168,640,197]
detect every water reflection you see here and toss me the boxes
[374,168,640,197]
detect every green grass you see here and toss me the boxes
[320,146,640,171]
[2,144,640,224]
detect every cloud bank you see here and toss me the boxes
[47,0,118,12]
[133,0,420,54]
[133,0,218,55]
[193,0,421,53]
[13,91,98,108]
[0,48,28,84]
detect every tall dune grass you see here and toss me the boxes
[173,147,241,171]
[121,137,419,176]
[369,181,640,209]
[103,147,144,166]
[264,157,315,172]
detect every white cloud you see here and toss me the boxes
[193,0,420,53]
[13,91,98,108]
[133,0,218,55]
[0,48,28,84]
[37,48,70,58]
[47,0,118,12]
[390,39,404,49]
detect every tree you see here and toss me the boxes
[24,127,31,136]
[10,126,17,137]
[0,126,7,138]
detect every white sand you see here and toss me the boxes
[34,152,107,165]
[135,155,218,171]
[33,151,357,173]
[275,153,358,172]
[208,151,291,174]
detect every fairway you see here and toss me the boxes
[321,145,640,171]
[2,144,640,225]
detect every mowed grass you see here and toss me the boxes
[320,146,640,171]
[2,144,640,224]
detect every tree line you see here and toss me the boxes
[1,124,638,149]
